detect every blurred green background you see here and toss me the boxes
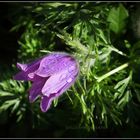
[0,2,140,138]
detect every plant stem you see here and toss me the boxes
[97,63,129,82]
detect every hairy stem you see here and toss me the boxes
[97,63,129,82]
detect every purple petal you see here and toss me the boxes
[40,73,78,112]
[40,94,56,112]
[14,58,42,81]
[18,57,43,72]
[13,71,29,81]
[35,53,76,77]
[17,63,27,71]
[29,75,48,102]
[41,71,68,96]
[41,62,79,97]
[55,73,79,97]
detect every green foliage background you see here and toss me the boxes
[0,2,140,138]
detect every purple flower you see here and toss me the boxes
[13,52,79,112]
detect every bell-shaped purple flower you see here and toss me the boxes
[13,52,79,112]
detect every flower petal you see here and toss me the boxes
[42,62,79,97]
[40,73,78,112]
[13,71,28,81]
[35,53,75,77]
[55,73,79,97]
[17,57,43,72]
[14,58,42,81]
[17,63,28,71]
[29,75,48,102]
[40,94,56,112]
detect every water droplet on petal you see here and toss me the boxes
[68,65,76,72]
[59,74,67,81]
[63,62,67,67]
[28,73,34,78]
[66,77,73,83]
[43,92,48,96]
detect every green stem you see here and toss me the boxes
[110,46,127,56]
[97,63,129,82]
